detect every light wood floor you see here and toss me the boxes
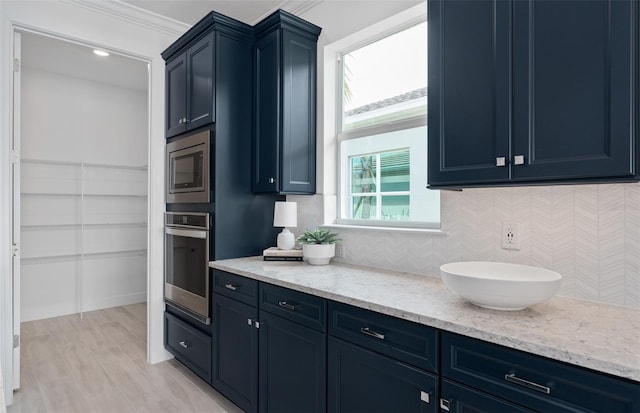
[8,304,242,413]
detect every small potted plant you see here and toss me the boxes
[297,228,340,265]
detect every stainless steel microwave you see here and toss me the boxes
[166,130,210,203]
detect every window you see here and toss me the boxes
[350,149,410,220]
[337,19,440,229]
[341,22,428,132]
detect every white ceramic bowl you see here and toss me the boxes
[440,261,562,311]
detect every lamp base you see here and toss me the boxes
[277,228,295,250]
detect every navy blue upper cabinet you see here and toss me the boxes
[428,0,512,186]
[165,52,188,138]
[164,32,215,138]
[162,12,254,139]
[253,11,321,194]
[512,0,637,182]
[185,33,215,133]
[428,0,639,188]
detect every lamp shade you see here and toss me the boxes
[273,201,297,228]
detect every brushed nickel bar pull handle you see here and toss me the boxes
[505,373,551,394]
[278,301,296,311]
[225,284,237,291]
[360,327,385,340]
[179,341,190,349]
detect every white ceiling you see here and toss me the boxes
[20,31,149,91]
[122,0,294,26]
[19,1,422,91]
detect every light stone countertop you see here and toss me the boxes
[210,257,640,382]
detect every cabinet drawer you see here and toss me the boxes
[328,336,438,413]
[328,301,438,373]
[260,283,326,331]
[212,269,258,307]
[442,332,640,413]
[440,379,535,413]
[164,312,212,383]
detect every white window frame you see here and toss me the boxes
[348,149,411,221]
[328,3,439,230]
[338,125,438,229]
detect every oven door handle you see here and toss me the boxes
[165,227,207,239]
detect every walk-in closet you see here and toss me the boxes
[18,32,149,322]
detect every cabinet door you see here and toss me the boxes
[280,30,317,194]
[259,310,326,413]
[186,32,215,132]
[427,0,511,187]
[440,379,535,413]
[512,0,637,181]
[253,30,281,193]
[166,53,187,138]
[328,337,438,413]
[212,294,258,413]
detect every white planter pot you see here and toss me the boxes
[302,244,336,265]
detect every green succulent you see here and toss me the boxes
[297,228,340,245]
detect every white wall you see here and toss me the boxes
[0,0,189,404]
[20,66,148,321]
[21,67,148,165]
[285,0,640,310]
[291,183,640,309]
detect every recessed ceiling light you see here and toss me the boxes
[93,50,109,57]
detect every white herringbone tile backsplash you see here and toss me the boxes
[289,182,640,309]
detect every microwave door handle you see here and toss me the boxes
[165,227,207,239]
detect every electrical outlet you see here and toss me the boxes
[501,222,520,250]
[335,244,345,259]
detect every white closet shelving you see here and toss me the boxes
[20,158,148,321]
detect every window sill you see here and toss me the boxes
[322,223,447,235]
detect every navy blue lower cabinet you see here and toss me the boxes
[211,293,258,413]
[442,332,640,413]
[258,310,326,412]
[440,379,535,413]
[328,336,438,413]
[164,311,212,383]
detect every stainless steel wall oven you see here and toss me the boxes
[166,130,210,203]
[164,212,210,324]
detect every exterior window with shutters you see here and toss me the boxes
[337,20,440,229]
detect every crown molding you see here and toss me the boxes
[249,0,324,26]
[286,0,324,16]
[60,0,191,38]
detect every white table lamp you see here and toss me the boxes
[273,201,297,250]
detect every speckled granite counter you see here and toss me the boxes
[210,257,640,382]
